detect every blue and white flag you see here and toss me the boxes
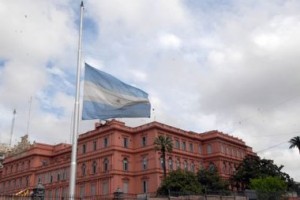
[82,63,151,120]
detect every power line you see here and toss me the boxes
[256,140,288,154]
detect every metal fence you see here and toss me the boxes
[0,191,298,200]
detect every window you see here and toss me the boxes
[223,162,226,173]
[123,181,129,193]
[26,176,29,186]
[123,158,128,171]
[57,173,60,182]
[63,187,68,199]
[175,140,180,149]
[142,157,147,170]
[103,158,109,172]
[233,164,237,173]
[207,144,212,154]
[198,144,202,154]
[142,180,148,193]
[93,141,97,151]
[160,157,164,168]
[50,175,53,183]
[189,143,193,152]
[91,183,96,196]
[208,162,215,172]
[82,144,86,154]
[123,138,128,148]
[184,160,188,171]
[81,163,86,176]
[48,190,52,199]
[92,161,97,174]
[104,137,108,148]
[168,158,173,170]
[176,159,180,169]
[142,136,147,147]
[191,162,195,172]
[62,169,66,180]
[182,141,186,151]
[80,184,85,199]
[55,188,59,200]
[102,181,108,195]
[221,145,224,153]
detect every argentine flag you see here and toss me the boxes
[82,63,151,120]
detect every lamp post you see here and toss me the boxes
[31,182,45,200]
[113,187,123,200]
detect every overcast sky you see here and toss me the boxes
[1,0,300,181]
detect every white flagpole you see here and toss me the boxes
[69,1,84,199]
[9,109,16,147]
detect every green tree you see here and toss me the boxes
[197,167,229,194]
[231,155,295,191]
[157,169,202,195]
[154,135,173,179]
[250,176,287,200]
[289,136,300,153]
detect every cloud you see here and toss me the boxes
[0,0,77,144]
[159,33,182,50]
[1,0,300,181]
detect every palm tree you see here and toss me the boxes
[289,136,300,153]
[154,135,173,179]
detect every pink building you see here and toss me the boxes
[0,120,255,198]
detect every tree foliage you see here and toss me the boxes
[250,176,287,200]
[197,167,229,193]
[157,167,229,196]
[154,135,173,179]
[289,136,300,153]
[157,169,202,195]
[231,155,295,191]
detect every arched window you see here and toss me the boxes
[142,157,147,170]
[182,141,186,151]
[221,145,224,153]
[208,162,216,172]
[160,157,164,169]
[103,158,109,172]
[81,163,86,176]
[223,162,226,173]
[168,158,173,170]
[184,160,188,171]
[92,161,97,174]
[191,162,195,172]
[123,158,128,171]
[176,159,180,169]
[207,144,212,154]
[198,144,202,154]
[199,161,203,170]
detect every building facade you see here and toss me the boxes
[0,120,255,198]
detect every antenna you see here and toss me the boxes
[9,109,17,147]
[26,97,32,136]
